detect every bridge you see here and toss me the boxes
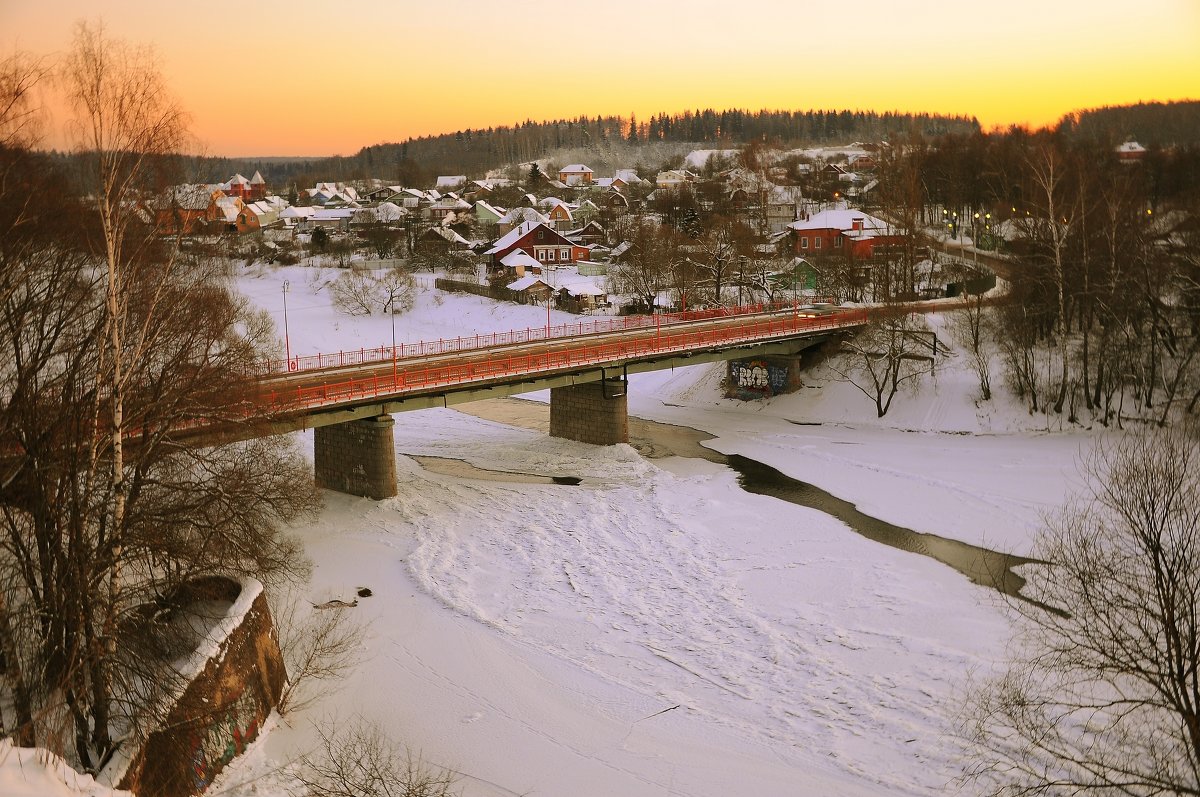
[229,302,868,499]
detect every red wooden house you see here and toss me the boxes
[485,221,590,267]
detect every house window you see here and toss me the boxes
[548,249,556,261]
[834,237,843,248]
[537,230,545,240]
[800,236,809,249]
[815,237,822,249]
[538,250,546,261]
[560,248,569,260]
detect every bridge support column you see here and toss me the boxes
[726,354,805,399]
[549,378,628,446]
[314,415,397,499]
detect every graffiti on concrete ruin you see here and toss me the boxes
[189,687,262,791]
[730,359,790,399]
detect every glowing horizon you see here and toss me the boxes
[3,1,1197,158]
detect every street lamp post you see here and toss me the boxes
[386,289,398,387]
[972,212,981,264]
[281,280,291,366]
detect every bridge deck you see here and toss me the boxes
[255,305,867,428]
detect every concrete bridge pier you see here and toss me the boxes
[314,415,397,499]
[549,377,628,446]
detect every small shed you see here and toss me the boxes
[506,275,554,304]
[557,278,609,312]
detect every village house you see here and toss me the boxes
[656,169,698,189]
[219,172,267,202]
[564,220,606,246]
[556,278,609,313]
[505,274,554,304]
[237,198,286,233]
[279,205,317,229]
[558,164,594,186]
[150,184,222,235]
[1116,140,1148,162]
[497,206,551,234]
[429,194,472,223]
[474,200,506,228]
[538,197,575,229]
[417,226,472,254]
[787,208,903,259]
[485,221,590,269]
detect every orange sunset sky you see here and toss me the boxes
[3,0,1198,158]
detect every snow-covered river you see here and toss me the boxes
[221,271,1097,796]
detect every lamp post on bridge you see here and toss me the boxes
[282,280,291,366]
[386,287,399,387]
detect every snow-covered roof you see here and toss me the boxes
[789,208,892,233]
[559,164,592,173]
[280,205,316,219]
[214,196,241,222]
[507,275,550,292]
[431,196,472,210]
[559,278,606,297]
[500,250,541,270]
[313,208,354,220]
[158,183,215,211]
[374,201,406,222]
[250,170,266,185]
[436,175,467,188]
[475,200,505,219]
[426,226,471,246]
[500,207,550,226]
[486,220,541,254]
[1116,140,1147,154]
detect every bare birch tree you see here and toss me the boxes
[0,24,319,771]
[960,424,1200,795]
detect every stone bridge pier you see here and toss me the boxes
[314,415,398,500]
[549,376,629,446]
[309,374,637,499]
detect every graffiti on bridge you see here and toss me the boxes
[729,359,791,399]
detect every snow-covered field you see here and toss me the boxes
[80,266,1101,795]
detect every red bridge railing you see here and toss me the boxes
[257,299,839,376]
[259,307,867,412]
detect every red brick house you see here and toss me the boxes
[788,209,904,259]
[152,184,222,235]
[485,221,590,267]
